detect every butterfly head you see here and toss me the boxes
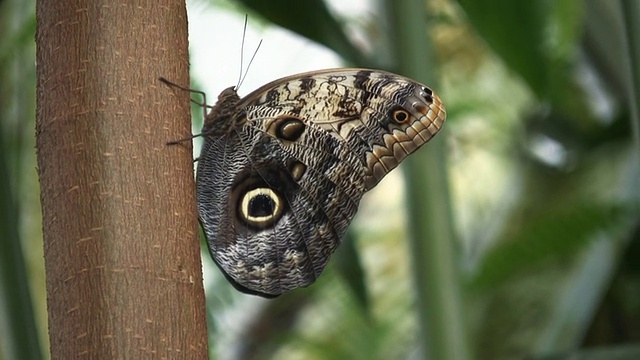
[217,86,239,101]
[202,87,244,136]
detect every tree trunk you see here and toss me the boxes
[35,1,208,358]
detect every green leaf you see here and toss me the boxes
[457,0,584,104]
[235,0,367,65]
[471,202,628,290]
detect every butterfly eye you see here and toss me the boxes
[274,116,305,141]
[238,187,284,229]
[390,107,411,124]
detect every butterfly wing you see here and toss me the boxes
[239,68,446,189]
[197,68,445,297]
[197,117,364,297]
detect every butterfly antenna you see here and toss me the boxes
[238,39,262,90]
[235,15,263,90]
[237,15,249,89]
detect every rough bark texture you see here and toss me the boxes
[35,1,208,358]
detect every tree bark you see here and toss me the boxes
[35,1,208,358]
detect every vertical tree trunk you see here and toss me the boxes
[35,1,208,358]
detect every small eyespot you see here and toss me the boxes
[391,107,411,124]
[413,102,429,115]
[238,187,284,229]
[287,160,307,182]
[420,86,434,103]
[275,116,305,141]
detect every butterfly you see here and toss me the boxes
[165,68,445,297]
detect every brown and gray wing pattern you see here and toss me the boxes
[196,68,445,297]
[241,68,446,189]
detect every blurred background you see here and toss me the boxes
[1,0,639,359]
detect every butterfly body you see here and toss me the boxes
[195,69,445,297]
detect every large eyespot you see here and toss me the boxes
[390,106,411,124]
[238,187,284,229]
[272,116,306,141]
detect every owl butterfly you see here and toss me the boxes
[166,69,445,298]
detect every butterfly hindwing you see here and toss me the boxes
[197,119,359,296]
